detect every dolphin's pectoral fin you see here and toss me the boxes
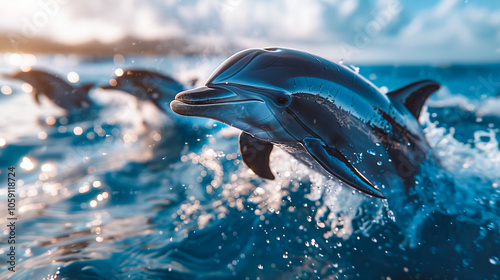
[239,132,275,180]
[386,80,440,119]
[301,138,386,199]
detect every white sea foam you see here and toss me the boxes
[177,93,500,248]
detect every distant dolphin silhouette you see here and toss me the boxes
[171,48,441,198]
[100,69,184,113]
[2,69,94,112]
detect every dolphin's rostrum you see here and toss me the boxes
[171,48,440,199]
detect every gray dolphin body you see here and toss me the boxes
[171,48,440,198]
[3,69,94,112]
[100,69,184,114]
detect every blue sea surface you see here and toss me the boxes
[0,55,500,279]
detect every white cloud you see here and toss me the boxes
[392,0,500,62]
[220,1,323,41]
[434,0,459,18]
[0,0,499,63]
[338,0,359,17]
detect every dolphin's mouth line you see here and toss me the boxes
[172,99,263,107]
[174,85,265,106]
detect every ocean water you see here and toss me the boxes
[0,54,499,280]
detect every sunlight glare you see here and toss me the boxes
[20,157,35,171]
[67,72,80,83]
[1,86,12,95]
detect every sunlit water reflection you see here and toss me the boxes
[0,56,499,279]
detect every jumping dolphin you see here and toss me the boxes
[2,69,94,112]
[100,69,184,113]
[170,48,440,198]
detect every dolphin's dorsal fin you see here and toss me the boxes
[386,80,440,119]
[301,138,385,198]
[79,83,94,94]
[239,132,275,180]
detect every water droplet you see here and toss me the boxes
[258,264,263,269]
[489,256,499,265]
[371,237,377,243]
[306,216,312,222]
[377,161,382,166]
[367,149,376,156]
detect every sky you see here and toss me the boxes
[0,0,499,63]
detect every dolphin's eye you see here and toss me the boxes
[276,96,289,106]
